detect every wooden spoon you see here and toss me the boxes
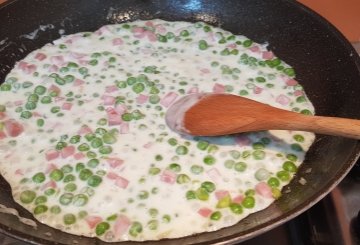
[165,93,360,138]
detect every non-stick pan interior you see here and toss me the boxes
[1,0,360,244]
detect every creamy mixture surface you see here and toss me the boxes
[0,20,315,241]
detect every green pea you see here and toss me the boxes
[176,174,190,184]
[195,187,209,201]
[216,195,231,208]
[180,30,190,37]
[267,177,280,187]
[149,95,160,104]
[129,221,143,237]
[201,181,216,193]
[190,165,204,174]
[78,143,90,152]
[90,137,103,148]
[224,159,235,169]
[36,118,44,127]
[245,189,255,196]
[168,163,181,172]
[34,205,48,215]
[147,220,158,230]
[20,111,32,119]
[277,170,290,182]
[252,150,265,160]
[102,133,117,144]
[32,172,46,183]
[210,211,222,221]
[293,134,305,142]
[255,168,270,181]
[69,135,80,144]
[50,205,61,214]
[252,142,265,150]
[230,203,243,214]
[167,138,177,146]
[176,145,188,155]
[132,83,145,94]
[149,167,161,175]
[198,40,208,50]
[284,68,295,77]
[64,75,75,83]
[116,80,127,88]
[207,145,219,154]
[148,208,158,218]
[87,158,100,168]
[0,83,11,91]
[186,190,196,200]
[301,109,312,115]
[197,140,209,150]
[28,93,39,102]
[106,214,117,221]
[84,133,95,142]
[87,175,102,187]
[272,187,282,199]
[89,59,98,66]
[138,190,149,200]
[150,86,160,94]
[64,183,77,192]
[229,150,241,159]
[20,190,36,204]
[63,213,76,225]
[55,141,67,151]
[291,143,303,152]
[121,113,133,121]
[132,110,145,120]
[99,145,112,154]
[25,101,36,110]
[76,162,85,172]
[285,154,297,162]
[243,39,253,47]
[255,77,266,83]
[73,194,88,206]
[44,188,55,196]
[126,77,136,86]
[61,164,73,174]
[155,154,163,161]
[203,155,216,165]
[242,196,255,208]
[162,214,171,223]
[283,161,297,172]
[50,169,64,181]
[59,193,74,205]
[35,195,47,205]
[79,169,93,181]
[67,62,79,68]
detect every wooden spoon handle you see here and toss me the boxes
[288,114,360,139]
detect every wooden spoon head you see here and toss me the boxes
[166,93,280,136]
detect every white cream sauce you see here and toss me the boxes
[0,20,315,241]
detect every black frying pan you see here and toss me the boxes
[1,0,360,244]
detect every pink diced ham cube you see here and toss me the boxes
[198,208,213,218]
[45,149,59,161]
[160,92,178,107]
[255,182,273,198]
[85,216,103,229]
[160,170,177,184]
[212,83,225,93]
[61,146,75,158]
[62,102,73,110]
[115,176,129,189]
[106,158,124,168]
[4,119,24,137]
[113,215,131,238]
[215,190,230,200]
